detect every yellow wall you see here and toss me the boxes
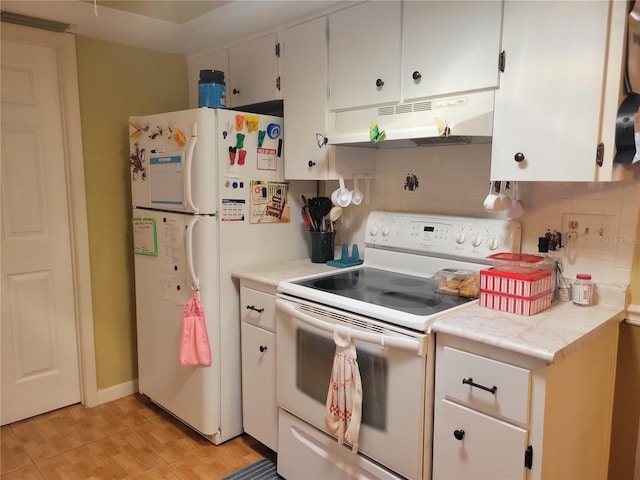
[75,36,189,389]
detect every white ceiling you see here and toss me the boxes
[0,0,348,56]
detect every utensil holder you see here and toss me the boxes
[309,230,335,263]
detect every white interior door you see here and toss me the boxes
[1,32,83,424]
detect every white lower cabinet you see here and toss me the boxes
[240,283,277,451]
[433,324,618,480]
[434,400,528,479]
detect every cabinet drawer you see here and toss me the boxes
[241,323,277,451]
[240,286,276,331]
[440,346,531,425]
[433,399,528,479]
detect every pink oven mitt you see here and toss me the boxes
[180,291,212,367]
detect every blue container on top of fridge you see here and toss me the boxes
[198,69,226,108]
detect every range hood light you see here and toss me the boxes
[328,91,496,148]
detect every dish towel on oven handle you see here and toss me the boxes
[325,324,363,453]
[180,290,212,367]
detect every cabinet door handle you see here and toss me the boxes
[375,78,384,88]
[453,429,465,441]
[246,305,264,313]
[462,377,497,395]
[514,152,526,163]
[412,70,422,80]
[308,160,316,167]
[233,88,240,95]
[259,345,268,352]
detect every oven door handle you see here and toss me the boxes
[276,299,425,356]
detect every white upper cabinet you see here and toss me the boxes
[402,1,503,102]
[282,17,335,180]
[228,33,281,108]
[490,0,627,182]
[328,1,402,111]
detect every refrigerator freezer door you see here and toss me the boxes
[132,208,226,440]
[129,108,218,214]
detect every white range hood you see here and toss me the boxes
[327,90,495,149]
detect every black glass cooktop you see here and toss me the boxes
[293,267,473,316]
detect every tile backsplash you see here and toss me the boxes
[326,143,640,286]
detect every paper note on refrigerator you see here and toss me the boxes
[249,181,290,224]
[257,148,278,171]
[149,154,185,206]
[133,218,158,256]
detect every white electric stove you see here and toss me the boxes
[275,211,521,480]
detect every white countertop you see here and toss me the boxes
[432,283,629,364]
[233,260,629,365]
[232,258,336,288]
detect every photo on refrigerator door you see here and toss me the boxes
[250,181,290,224]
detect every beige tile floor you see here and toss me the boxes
[1,394,274,480]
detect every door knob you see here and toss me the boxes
[412,71,422,80]
[259,345,268,353]
[233,88,240,95]
[453,429,465,441]
[514,152,525,163]
[375,78,384,88]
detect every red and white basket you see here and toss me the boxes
[479,266,553,316]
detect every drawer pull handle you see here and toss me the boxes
[246,305,264,313]
[453,429,465,441]
[462,377,497,395]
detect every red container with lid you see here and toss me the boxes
[479,265,553,316]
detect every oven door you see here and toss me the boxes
[276,295,429,480]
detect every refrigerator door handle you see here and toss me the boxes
[185,216,200,290]
[184,130,198,213]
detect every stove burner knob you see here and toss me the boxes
[381,225,390,236]
[488,237,501,250]
[472,234,483,247]
[369,225,378,236]
[455,231,466,244]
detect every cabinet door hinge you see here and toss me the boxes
[596,142,604,167]
[499,50,506,73]
[275,42,280,58]
[276,76,281,91]
[524,445,533,469]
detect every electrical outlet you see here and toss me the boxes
[561,213,615,249]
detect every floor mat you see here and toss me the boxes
[222,459,282,480]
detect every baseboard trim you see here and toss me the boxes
[96,380,138,405]
[627,304,640,327]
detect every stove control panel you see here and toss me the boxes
[365,211,521,262]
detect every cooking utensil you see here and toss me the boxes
[329,206,343,223]
[301,209,314,230]
[364,174,370,205]
[506,181,524,219]
[499,181,512,210]
[483,181,502,212]
[351,173,363,205]
[317,197,332,220]
[331,174,352,207]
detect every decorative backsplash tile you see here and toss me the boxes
[327,144,640,287]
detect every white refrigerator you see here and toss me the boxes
[129,107,308,444]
